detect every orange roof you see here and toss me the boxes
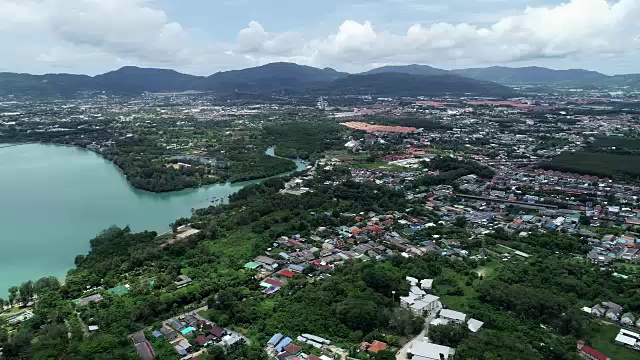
[368,340,388,353]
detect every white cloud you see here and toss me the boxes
[0,0,238,74]
[236,21,305,57]
[0,0,639,74]
[236,0,640,71]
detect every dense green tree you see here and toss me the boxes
[429,324,468,348]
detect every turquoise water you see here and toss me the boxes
[0,144,305,295]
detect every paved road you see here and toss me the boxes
[396,312,438,360]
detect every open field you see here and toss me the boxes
[349,162,409,172]
[541,152,640,179]
[587,322,640,360]
[614,262,640,275]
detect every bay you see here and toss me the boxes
[0,144,304,295]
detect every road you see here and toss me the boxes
[396,311,438,360]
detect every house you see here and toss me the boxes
[602,302,623,316]
[401,294,440,316]
[275,337,292,352]
[159,326,178,340]
[406,276,419,286]
[605,310,619,321]
[208,325,226,338]
[577,340,610,360]
[420,279,434,292]
[195,335,211,347]
[131,331,155,360]
[283,343,303,355]
[244,261,262,270]
[278,269,296,278]
[615,328,640,349]
[591,304,606,317]
[467,318,484,333]
[621,313,636,326]
[254,256,278,271]
[170,319,185,331]
[360,340,387,353]
[409,341,452,360]
[222,332,244,347]
[174,275,192,288]
[75,294,104,306]
[439,309,466,324]
[411,286,427,297]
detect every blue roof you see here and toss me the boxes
[268,333,284,346]
[181,327,196,335]
[289,264,304,272]
[279,252,290,259]
[152,330,163,338]
[276,337,292,352]
[177,347,187,356]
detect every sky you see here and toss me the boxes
[1,0,639,75]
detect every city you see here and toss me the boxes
[1,0,640,359]
[1,76,639,360]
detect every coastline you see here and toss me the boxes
[0,141,306,194]
[0,143,307,294]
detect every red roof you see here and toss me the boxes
[367,340,388,353]
[278,270,296,278]
[581,344,609,360]
[264,278,283,287]
[284,343,302,355]
[195,335,208,346]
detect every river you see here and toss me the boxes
[0,144,305,295]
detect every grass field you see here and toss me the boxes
[0,306,22,320]
[437,261,501,312]
[323,150,371,161]
[542,152,640,178]
[614,262,640,275]
[349,162,409,172]
[587,322,640,360]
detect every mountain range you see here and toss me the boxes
[0,62,637,98]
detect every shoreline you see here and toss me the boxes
[0,142,306,195]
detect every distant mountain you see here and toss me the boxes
[451,66,610,85]
[10,62,638,97]
[361,64,449,76]
[204,62,347,93]
[318,73,517,97]
[363,64,640,88]
[93,66,204,93]
[0,73,94,96]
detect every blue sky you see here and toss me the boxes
[0,0,639,75]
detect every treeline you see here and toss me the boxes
[415,156,495,187]
[541,152,640,181]
[264,121,346,159]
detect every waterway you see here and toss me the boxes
[0,144,305,295]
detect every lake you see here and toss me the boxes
[0,144,305,295]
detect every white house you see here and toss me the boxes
[420,279,434,292]
[439,309,466,324]
[406,276,419,287]
[409,341,452,360]
[401,294,440,316]
[411,286,427,297]
[467,318,484,333]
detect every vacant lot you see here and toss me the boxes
[541,152,640,179]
